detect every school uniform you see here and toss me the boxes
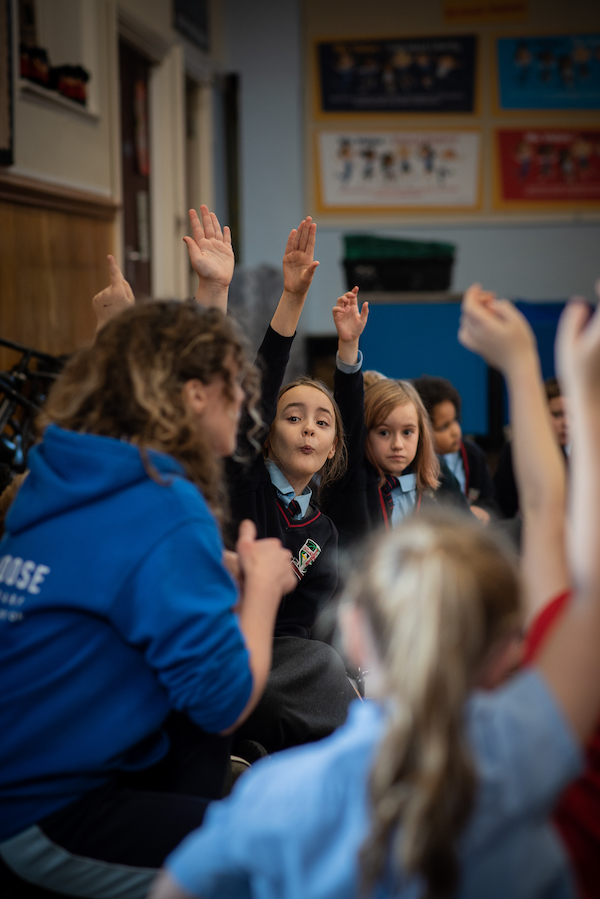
[322,361,471,549]
[444,438,497,514]
[225,326,356,753]
[165,670,582,899]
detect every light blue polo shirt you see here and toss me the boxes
[389,473,418,524]
[444,450,466,494]
[166,668,581,899]
[264,459,311,520]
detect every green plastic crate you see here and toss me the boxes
[344,234,455,261]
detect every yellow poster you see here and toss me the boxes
[443,0,528,24]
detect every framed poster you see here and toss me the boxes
[494,128,600,209]
[316,130,481,212]
[0,0,13,167]
[496,34,600,111]
[316,35,477,114]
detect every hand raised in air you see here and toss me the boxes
[282,216,320,299]
[332,286,369,344]
[93,255,135,335]
[183,205,235,289]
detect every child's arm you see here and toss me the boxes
[332,285,369,364]
[459,284,569,623]
[92,255,135,336]
[256,217,319,429]
[183,205,234,312]
[535,297,600,743]
[325,288,371,544]
[269,216,319,337]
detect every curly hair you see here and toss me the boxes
[364,378,439,493]
[352,511,521,899]
[411,375,462,421]
[263,376,347,497]
[38,301,260,527]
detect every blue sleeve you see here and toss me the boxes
[165,766,277,899]
[465,668,583,853]
[109,511,252,734]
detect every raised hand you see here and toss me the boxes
[556,297,600,401]
[92,255,135,335]
[282,216,319,299]
[458,282,536,374]
[183,206,234,310]
[332,286,369,344]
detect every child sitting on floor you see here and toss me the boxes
[322,287,469,548]
[412,374,496,522]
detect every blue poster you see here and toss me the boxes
[497,34,600,109]
[318,36,477,113]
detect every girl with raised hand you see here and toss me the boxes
[322,286,468,549]
[225,216,358,753]
[150,289,600,899]
[0,292,295,898]
[459,282,600,897]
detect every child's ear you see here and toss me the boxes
[327,436,338,460]
[181,379,208,417]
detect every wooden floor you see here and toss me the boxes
[0,201,115,371]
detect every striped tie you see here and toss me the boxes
[287,498,301,518]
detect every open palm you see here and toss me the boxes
[282,217,319,296]
[184,206,235,287]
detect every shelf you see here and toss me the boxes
[19,79,100,122]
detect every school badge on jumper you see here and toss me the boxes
[292,539,322,580]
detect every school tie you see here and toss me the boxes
[287,498,301,519]
[379,475,400,524]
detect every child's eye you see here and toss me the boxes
[317,420,330,428]
[287,415,300,423]
[404,429,414,436]
[378,429,389,437]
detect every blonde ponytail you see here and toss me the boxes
[351,512,521,897]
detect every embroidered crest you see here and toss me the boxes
[292,538,322,580]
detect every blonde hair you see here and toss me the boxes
[364,379,439,493]
[363,370,387,391]
[351,511,521,897]
[264,376,347,496]
[39,301,259,527]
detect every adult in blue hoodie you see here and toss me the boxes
[0,292,295,898]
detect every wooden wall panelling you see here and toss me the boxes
[0,200,115,372]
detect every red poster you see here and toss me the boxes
[496,128,600,204]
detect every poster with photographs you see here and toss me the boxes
[317,131,481,210]
[496,34,600,110]
[317,36,477,114]
[495,128,600,206]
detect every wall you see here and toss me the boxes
[223,0,600,335]
[12,0,117,197]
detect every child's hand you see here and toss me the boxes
[458,283,536,374]
[282,216,319,299]
[332,287,369,344]
[183,205,234,292]
[556,294,600,402]
[93,255,134,335]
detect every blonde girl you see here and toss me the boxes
[322,287,467,546]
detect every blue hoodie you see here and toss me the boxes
[0,425,252,841]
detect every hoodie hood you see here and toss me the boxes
[6,425,185,536]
